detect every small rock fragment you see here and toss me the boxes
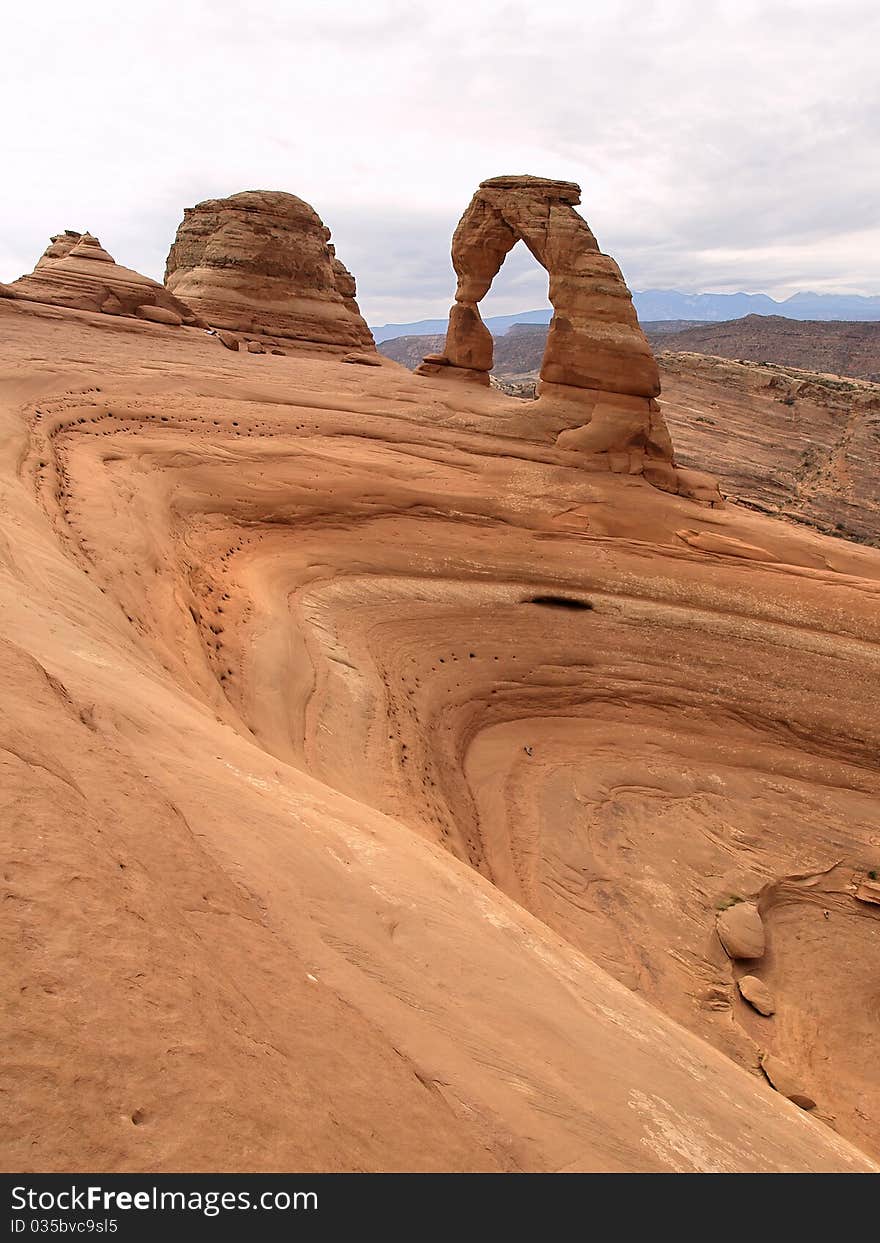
[854,877,880,906]
[343,351,382,366]
[737,975,775,1015]
[246,340,265,354]
[760,1054,816,1110]
[217,331,240,351]
[136,304,183,326]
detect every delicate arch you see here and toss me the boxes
[416,175,719,503]
[417,175,659,399]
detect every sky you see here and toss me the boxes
[2,0,878,325]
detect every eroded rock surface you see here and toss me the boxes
[164,191,374,349]
[7,231,199,323]
[2,224,880,1172]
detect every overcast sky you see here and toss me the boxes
[3,0,878,325]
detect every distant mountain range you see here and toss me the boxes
[634,290,880,323]
[370,290,880,342]
[378,315,880,384]
[371,308,551,343]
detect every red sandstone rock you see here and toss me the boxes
[136,305,183,326]
[164,191,375,350]
[9,231,199,323]
[760,1055,816,1110]
[717,902,765,959]
[855,877,880,905]
[417,175,720,501]
[446,302,495,372]
[1,293,879,1172]
[419,176,658,398]
[738,975,776,1015]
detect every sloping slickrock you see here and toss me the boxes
[9,231,199,323]
[2,296,880,1170]
[659,354,880,547]
[716,902,765,959]
[164,191,374,349]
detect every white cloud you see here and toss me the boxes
[2,0,878,321]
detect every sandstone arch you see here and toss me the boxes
[419,175,659,396]
[417,175,718,499]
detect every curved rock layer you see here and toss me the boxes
[1,299,879,1172]
[417,176,710,498]
[164,190,374,349]
[6,231,199,323]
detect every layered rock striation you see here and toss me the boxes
[164,191,374,349]
[417,175,715,498]
[5,231,199,323]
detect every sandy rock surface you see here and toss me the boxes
[0,291,878,1172]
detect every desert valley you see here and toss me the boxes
[2,175,879,1177]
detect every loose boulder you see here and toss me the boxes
[760,1055,816,1110]
[737,975,776,1015]
[716,902,765,960]
[136,305,183,326]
